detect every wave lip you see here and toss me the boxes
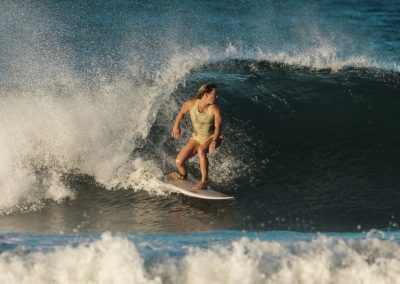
[222,43,381,72]
[1,231,400,284]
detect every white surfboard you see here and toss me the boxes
[164,174,234,200]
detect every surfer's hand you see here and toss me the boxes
[209,141,216,154]
[209,135,222,154]
[172,126,181,139]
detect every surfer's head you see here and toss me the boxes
[196,83,217,104]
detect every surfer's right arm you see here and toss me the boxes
[172,100,195,139]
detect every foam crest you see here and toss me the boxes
[1,233,400,284]
[223,43,378,72]
[0,232,160,284]
[255,45,376,72]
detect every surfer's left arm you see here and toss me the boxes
[209,105,222,153]
[212,105,222,140]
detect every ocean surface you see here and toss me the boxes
[0,0,399,283]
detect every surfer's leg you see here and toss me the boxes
[193,139,212,189]
[173,139,199,178]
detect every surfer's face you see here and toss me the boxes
[206,89,217,104]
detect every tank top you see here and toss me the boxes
[189,99,215,142]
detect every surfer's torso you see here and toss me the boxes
[189,99,215,144]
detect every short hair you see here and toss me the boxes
[196,83,217,99]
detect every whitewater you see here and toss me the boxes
[1,231,400,284]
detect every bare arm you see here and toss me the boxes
[208,105,222,154]
[212,105,222,140]
[172,100,194,139]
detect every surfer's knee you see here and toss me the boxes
[197,147,206,158]
[175,158,184,167]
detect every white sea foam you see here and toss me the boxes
[255,45,377,72]
[0,47,212,214]
[223,43,379,72]
[0,1,213,213]
[1,232,400,284]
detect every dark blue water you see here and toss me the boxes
[0,0,399,282]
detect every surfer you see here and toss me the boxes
[169,83,223,189]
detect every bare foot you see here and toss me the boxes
[192,181,207,190]
[168,172,187,180]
